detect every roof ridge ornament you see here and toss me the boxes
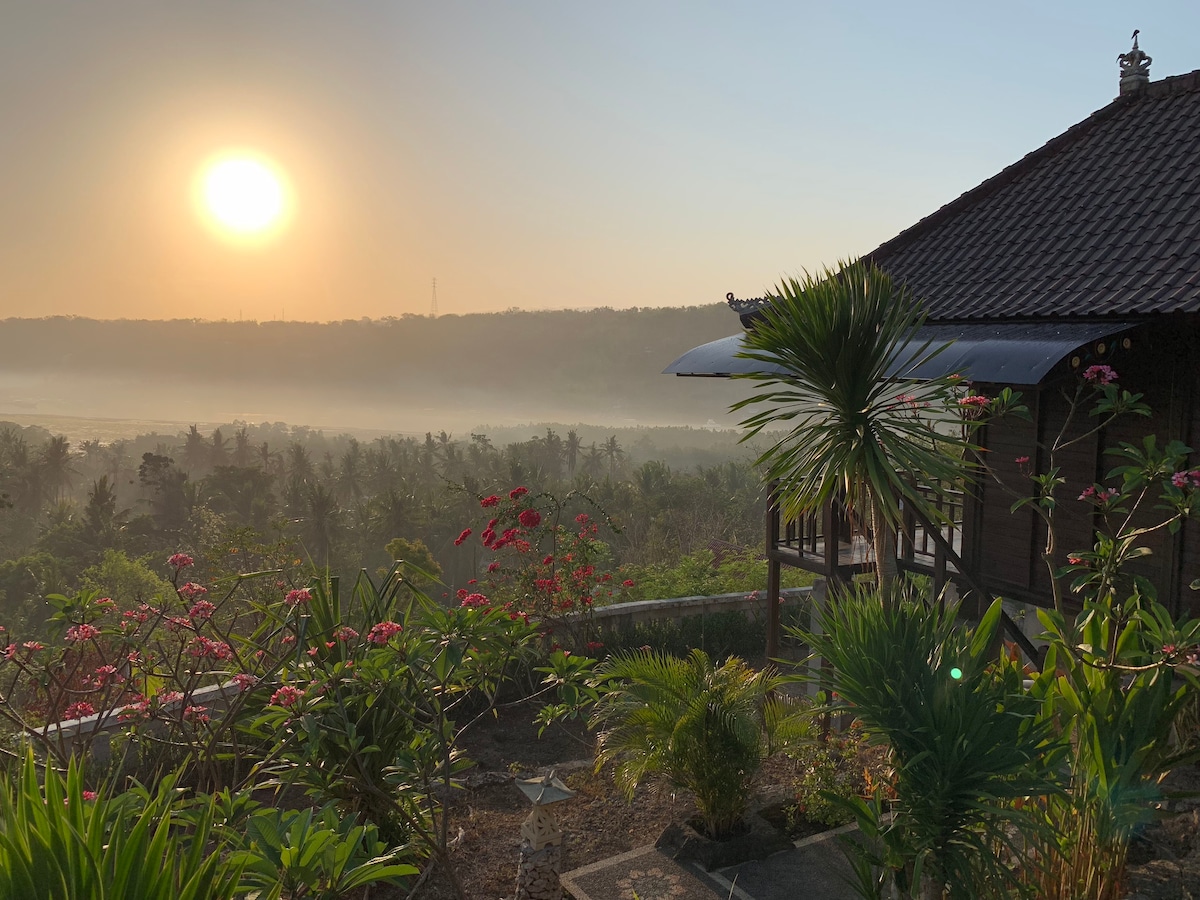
[726,292,773,330]
[1118,29,1151,96]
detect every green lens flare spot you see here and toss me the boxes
[950,667,963,680]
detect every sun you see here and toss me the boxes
[197,153,291,240]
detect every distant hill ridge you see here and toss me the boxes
[0,306,750,429]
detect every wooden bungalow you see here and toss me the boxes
[666,43,1200,652]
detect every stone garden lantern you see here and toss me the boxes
[515,770,575,900]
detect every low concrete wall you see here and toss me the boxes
[586,586,812,632]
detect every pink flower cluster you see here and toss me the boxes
[1079,485,1119,503]
[64,623,100,644]
[284,589,312,608]
[168,553,194,570]
[958,395,989,409]
[63,701,95,720]
[1083,365,1117,385]
[366,620,403,645]
[178,582,208,600]
[188,636,233,660]
[231,672,259,692]
[1171,470,1200,489]
[334,626,359,642]
[189,599,216,620]
[270,684,304,708]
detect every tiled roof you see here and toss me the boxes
[869,70,1200,321]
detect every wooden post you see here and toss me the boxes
[765,483,782,659]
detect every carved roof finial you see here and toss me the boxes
[726,291,773,330]
[1118,29,1151,96]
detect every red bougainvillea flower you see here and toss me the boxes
[367,621,404,645]
[270,685,305,708]
[622,579,635,588]
[284,589,312,607]
[509,486,529,499]
[518,509,542,528]
[169,553,194,570]
[481,495,501,508]
[82,791,98,801]
[486,561,500,573]
[587,641,605,652]
[1083,364,1117,385]
[64,623,100,643]
[460,593,489,608]
[454,528,472,546]
[63,701,95,720]
[178,582,208,600]
[575,513,590,524]
[543,555,554,565]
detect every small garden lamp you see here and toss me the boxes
[514,770,575,900]
[517,770,574,850]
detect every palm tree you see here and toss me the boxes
[38,436,74,505]
[591,649,808,839]
[565,429,582,477]
[733,259,967,589]
[602,435,624,479]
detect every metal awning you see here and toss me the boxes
[664,321,1138,386]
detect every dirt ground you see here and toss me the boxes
[383,700,1200,900]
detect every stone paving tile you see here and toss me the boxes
[562,844,722,900]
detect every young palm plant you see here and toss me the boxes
[590,649,808,839]
[733,258,968,588]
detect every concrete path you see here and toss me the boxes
[562,823,862,900]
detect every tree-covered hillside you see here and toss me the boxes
[0,306,750,430]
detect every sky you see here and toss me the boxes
[1,1,1198,323]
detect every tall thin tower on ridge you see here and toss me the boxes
[430,278,438,318]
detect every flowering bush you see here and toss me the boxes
[0,555,596,896]
[458,488,626,646]
[965,363,1200,898]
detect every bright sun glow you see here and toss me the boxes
[199,155,289,238]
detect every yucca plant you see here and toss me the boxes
[733,258,969,588]
[590,648,810,839]
[0,750,245,900]
[801,586,1059,899]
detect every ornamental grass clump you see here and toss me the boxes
[590,648,809,839]
[0,750,245,900]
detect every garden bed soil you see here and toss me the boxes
[376,700,1200,900]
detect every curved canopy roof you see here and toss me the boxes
[664,321,1136,386]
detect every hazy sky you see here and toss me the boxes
[2,2,1197,322]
